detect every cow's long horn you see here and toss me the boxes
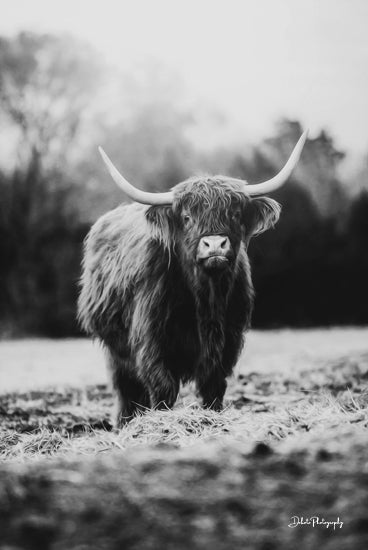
[98,147,174,205]
[243,130,308,195]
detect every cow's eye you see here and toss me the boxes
[183,214,192,225]
[232,210,241,222]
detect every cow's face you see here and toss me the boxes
[146,177,281,279]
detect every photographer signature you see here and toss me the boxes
[288,516,343,530]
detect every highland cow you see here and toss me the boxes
[78,131,307,426]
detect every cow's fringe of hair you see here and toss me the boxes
[174,175,248,209]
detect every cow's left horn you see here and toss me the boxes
[244,130,309,195]
[98,147,174,205]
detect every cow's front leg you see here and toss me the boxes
[144,363,180,410]
[196,371,227,411]
[106,348,150,427]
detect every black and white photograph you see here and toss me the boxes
[0,1,367,548]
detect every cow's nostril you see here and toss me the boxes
[203,239,210,248]
[220,238,228,249]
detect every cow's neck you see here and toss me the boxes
[194,273,233,373]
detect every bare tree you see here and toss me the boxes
[0,32,104,335]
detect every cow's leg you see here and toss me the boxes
[107,349,149,427]
[144,363,180,410]
[196,372,227,412]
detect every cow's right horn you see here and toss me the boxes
[242,130,309,195]
[98,147,174,205]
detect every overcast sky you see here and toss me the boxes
[1,0,367,155]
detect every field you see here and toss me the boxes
[0,328,368,549]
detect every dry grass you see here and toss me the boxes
[0,330,368,549]
[1,388,367,461]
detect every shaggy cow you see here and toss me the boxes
[78,132,307,425]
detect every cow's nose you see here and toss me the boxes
[198,235,231,257]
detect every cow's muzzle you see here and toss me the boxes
[196,235,232,271]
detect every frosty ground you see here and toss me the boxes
[0,328,367,549]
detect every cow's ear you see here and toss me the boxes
[145,205,175,247]
[245,197,281,236]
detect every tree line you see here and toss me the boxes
[0,33,367,336]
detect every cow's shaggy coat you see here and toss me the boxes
[78,176,280,425]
